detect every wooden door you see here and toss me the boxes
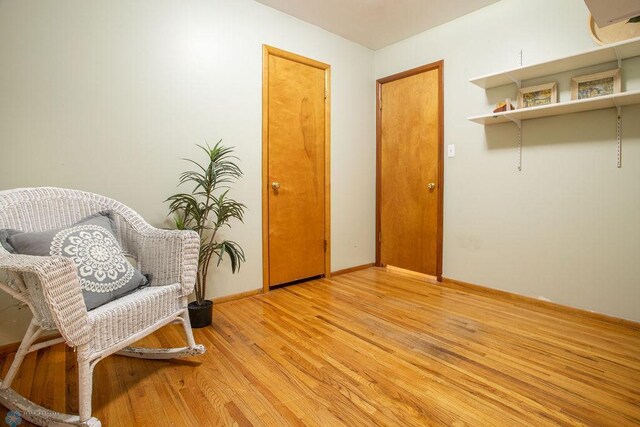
[377,62,444,278]
[262,46,331,289]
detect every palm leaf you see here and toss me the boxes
[165,141,246,301]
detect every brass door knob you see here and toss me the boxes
[271,182,281,190]
[427,183,436,191]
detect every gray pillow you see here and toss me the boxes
[0,229,19,252]
[0,212,148,310]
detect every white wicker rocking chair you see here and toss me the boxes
[0,187,205,426]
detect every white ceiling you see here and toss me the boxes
[254,0,501,50]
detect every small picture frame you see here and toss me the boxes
[517,82,558,109]
[571,69,621,100]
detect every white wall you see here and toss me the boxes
[0,0,376,344]
[375,0,640,321]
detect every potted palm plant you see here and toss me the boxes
[166,141,246,328]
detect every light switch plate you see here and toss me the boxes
[447,144,455,158]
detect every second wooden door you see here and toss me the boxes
[377,62,443,277]
[263,46,330,288]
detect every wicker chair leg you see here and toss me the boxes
[0,329,101,426]
[77,350,94,423]
[179,309,197,348]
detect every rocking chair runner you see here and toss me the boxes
[0,187,205,426]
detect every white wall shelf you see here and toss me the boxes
[470,36,640,89]
[468,89,640,125]
[469,36,640,170]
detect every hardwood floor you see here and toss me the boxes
[1,267,639,426]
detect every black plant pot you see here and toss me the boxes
[188,300,213,328]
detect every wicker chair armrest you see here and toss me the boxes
[0,254,90,347]
[134,227,199,297]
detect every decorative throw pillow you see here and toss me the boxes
[0,212,149,310]
[0,229,18,253]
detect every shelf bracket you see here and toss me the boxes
[616,106,622,168]
[614,47,622,68]
[506,72,521,88]
[505,116,521,128]
[504,116,523,171]
[517,125,522,172]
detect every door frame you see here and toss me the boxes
[262,45,332,292]
[375,60,444,281]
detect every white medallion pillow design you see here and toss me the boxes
[50,224,135,293]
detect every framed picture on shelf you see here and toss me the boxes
[517,82,558,109]
[571,69,621,100]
